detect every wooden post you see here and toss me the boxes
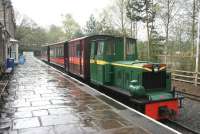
[195,11,200,86]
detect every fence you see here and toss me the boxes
[171,70,200,86]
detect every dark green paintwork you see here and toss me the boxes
[89,35,173,102]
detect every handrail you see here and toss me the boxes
[172,74,195,79]
[170,70,196,74]
[172,78,195,84]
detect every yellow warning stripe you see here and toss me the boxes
[90,59,166,72]
[90,59,108,65]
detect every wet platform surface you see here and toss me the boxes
[0,53,179,134]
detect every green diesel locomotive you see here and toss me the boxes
[89,35,180,120]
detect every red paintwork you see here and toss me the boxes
[50,57,64,65]
[69,57,84,65]
[68,38,87,78]
[145,99,179,120]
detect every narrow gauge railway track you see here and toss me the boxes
[176,90,200,102]
[163,120,200,134]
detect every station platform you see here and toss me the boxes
[0,52,180,134]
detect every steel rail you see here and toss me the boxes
[168,120,200,134]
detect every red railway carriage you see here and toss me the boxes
[40,46,49,62]
[68,36,89,80]
[49,41,66,67]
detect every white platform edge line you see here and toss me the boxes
[36,58,182,134]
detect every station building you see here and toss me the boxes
[0,0,18,73]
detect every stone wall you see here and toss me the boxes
[0,0,16,38]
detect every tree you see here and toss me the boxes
[15,14,48,46]
[188,0,200,55]
[84,14,98,35]
[157,0,176,63]
[112,0,129,35]
[97,8,118,35]
[126,0,143,38]
[126,0,158,60]
[47,25,65,43]
[143,0,158,60]
[62,14,82,40]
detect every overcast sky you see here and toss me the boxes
[11,0,147,40]
[12,0,112,28]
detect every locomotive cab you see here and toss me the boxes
[90,36,137,85]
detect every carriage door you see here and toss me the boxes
[90,41,97,83]
[90,40,105,85]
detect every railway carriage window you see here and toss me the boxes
[50,50,53,57]
[56,48,57,56]
[54,48,56,57]
[97,41,104,56]
[53,49,54,57]
[106,40,115,55]
[59,48,60,57]
[55,47,58,57]
[60,47,62,57]
[59,47,61,56]
[76,44,80,57]
[58,47,60,57]
[52,49,54,57]
[59,47,61,57]
[73,45,76,57]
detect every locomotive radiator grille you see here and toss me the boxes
[142,71,166,89]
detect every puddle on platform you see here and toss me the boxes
[47,79,59,83]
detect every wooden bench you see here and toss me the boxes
[0,80,9,101]
[0,66,12,102]
[4,67,13,80]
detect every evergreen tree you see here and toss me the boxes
[126,0,143,22]
[126,0,159,60]
[84,14,98,35]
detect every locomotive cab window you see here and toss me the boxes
[126,40,134,55]
[126,39,137,60]
[105,40,115,56]
[90,41,97,58]
[97,41,104,56]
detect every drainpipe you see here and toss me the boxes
[2,0,6,28]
